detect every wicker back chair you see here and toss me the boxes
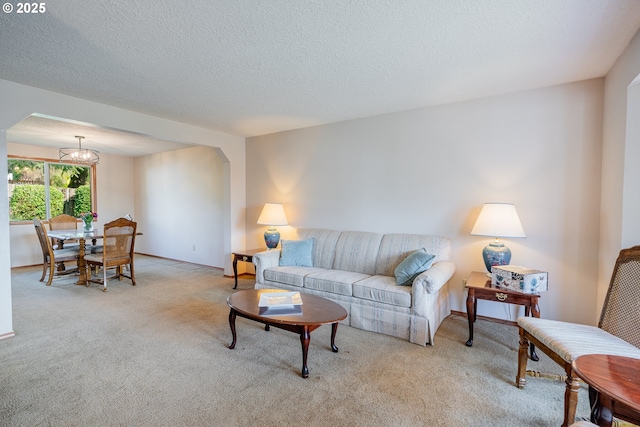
[516,246,640,426]
[33,218,80,286]
[84,217,137,292]
[48,214,81,249]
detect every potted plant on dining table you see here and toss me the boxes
[80,212,98,232]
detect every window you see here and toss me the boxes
[7,156,96,222]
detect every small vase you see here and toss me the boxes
[83,221,93,232]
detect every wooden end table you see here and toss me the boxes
[572,354,640,427]
[227,289,348,378]
[465,271,540,361]
[232,249,263,289]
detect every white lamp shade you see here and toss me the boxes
[470,203,526,238]
[257,203,288,226]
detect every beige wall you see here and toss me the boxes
[247,79,605,324]
[134,146,226,267]
[599,28,640,319]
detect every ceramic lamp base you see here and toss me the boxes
[264,227,281,249]
[482,240,512,273]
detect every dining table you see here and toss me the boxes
[47,229,142,287]
[47,229,103,286]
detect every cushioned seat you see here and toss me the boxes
[304,269,368,296]
[518,318,640,362]
[353,275,412,307]
[264,266,326,287]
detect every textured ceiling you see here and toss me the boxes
[2,0,640,151]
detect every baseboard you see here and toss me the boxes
[450,310,517,326]
[0,331,15,341]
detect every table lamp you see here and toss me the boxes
[257,203,288,249]
[470,202,526,274]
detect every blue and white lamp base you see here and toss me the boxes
[264,227,281,249]
[482,239,512,274]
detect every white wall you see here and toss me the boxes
[246,79,604,324]
[0,130,13,339]
[134,146,225,267]
[7,142,136,267]
[599,28,640,318]
[0,79,246,339]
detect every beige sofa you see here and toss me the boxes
[253,228,455,345]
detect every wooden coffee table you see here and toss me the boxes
[227,289,348,378]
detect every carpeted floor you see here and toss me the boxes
[1,255,591,426]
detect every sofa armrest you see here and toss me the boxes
[413,261,456,293]
[252,250,280,285]
[412,261,456,316]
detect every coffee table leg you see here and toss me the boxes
[228,309,237,349]
[300,327,310,379]
[330,322,339,352]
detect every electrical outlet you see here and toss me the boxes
[192,245,196,251]
[462,278,467,289]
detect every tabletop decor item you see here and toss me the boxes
[257,203,288,249]
[470,202,526,274]
[80,212,98,231]
[491,265,548,294]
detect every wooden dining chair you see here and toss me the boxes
[516,246,640,426]
[48,214,81,249]
[33,218,80,286]
[84,217,137,292]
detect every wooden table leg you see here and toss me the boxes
[76,239,87,286]
[233,255,238,289]
[524,305,540,362]
[300,327,310,378]
[465,289,475,346]
[228,309,237,349]
[330,322,339,352]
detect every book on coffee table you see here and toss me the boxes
[258,292,303,315]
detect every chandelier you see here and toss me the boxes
[59,136,99,165]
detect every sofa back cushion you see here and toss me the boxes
[333,231,383,275]
[375,234,452,277]
[297,228,342,269]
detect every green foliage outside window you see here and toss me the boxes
[9,185,65,221]
[73,185,92,216]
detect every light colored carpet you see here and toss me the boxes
[1,255,591,426]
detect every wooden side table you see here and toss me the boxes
[232,249,264,289]
[465,271,541,361]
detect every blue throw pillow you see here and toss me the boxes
[279,238,314,267]
[394,248,435,286]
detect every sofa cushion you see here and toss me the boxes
[353,275,412,307]
[279,238,314,267]
[394,248,435,286]
[332,231,383,275]
[297,228,342,269]
[375,234,452,276]
[264,266,326,287]
[304,269,370,296]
